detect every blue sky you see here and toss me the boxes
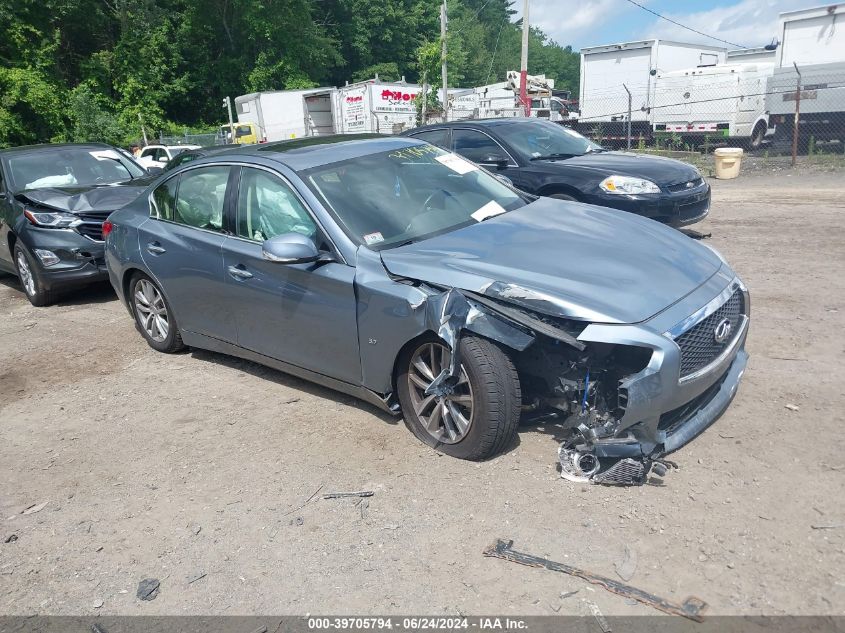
[511,0,826,50]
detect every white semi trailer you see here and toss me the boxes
[576,39,726,144]
[235,78,421,141]
[766,4,845,152]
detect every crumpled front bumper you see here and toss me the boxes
[575,275,749,458]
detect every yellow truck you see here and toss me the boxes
[219,122,259,144]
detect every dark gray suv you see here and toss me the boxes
[0,143,150,305]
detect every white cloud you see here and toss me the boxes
[519,0,825,51]
[640,0,823,49]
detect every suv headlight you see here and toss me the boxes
[23,209,80,228]
[599,175,660,195]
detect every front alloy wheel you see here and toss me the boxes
[407,342,474,444]
[14,244,58,306]
[398,335,521,461]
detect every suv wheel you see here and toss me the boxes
[14,244,59,307]
[130,272,185,353]
[397,336,521,460]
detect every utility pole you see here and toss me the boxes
[137,112,148,146]
[623,83,632,150]
[223,96,235,141]
[791,62,801,167]
[441,0,448,122]
[520,0,530,116]
[421,71,428,126]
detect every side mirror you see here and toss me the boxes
[157,156,169,163]
[480,154,509,170]
[262,232,320,264]
[146,165,164,175]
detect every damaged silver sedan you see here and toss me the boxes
[105,135,749,483]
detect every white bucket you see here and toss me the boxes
[713,147,744,179]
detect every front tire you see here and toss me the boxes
[397,336,521,460]
[14,244,59,307]
[130,272,185,353]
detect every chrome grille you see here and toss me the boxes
[74,211,111,242]
[675,289,744,377]
[667,177,704,193]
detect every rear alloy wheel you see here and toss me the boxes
[14,244,59,307]
[131,273,185,353]
[397,336,521,460]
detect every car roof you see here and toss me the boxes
[405,117,546,133]
[199,134,426,171]
[0,142,114,156]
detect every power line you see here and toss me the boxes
[622,0,748,49]
[485,15,508,84]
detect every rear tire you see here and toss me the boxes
[548,192,579,202]
[14,244,59,307]
[747,122,767,150]
[129,272,185,353]
[397,335,521,461]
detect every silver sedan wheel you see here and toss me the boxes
[134,279,169,342]
[407,342,474,444]
[16,251,36,296]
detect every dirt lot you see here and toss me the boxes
[1,166,844,617]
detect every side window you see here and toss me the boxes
[151,177,178,220]
[410,129,450,149]
[452,129,509,163]
[174,166,230,231]
[140,147,155,159]
[236,168,316,242]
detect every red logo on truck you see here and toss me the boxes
[381,90,418,102]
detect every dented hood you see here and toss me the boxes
[16,182,149,214]
[380,198,723,324]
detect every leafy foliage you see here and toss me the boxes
[0,0,580,148]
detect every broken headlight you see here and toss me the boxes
[599,175,660,195]
[24,209,81,229]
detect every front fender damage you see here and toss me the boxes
[390,281,662,485]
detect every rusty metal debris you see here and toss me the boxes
[483,539,708,622]
[322,490,374,499]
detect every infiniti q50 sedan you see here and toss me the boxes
[104,135,749,480]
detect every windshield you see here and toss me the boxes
[305,144,527,250]
[496,120,603,159]
[6,147,146,191]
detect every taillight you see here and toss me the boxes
[102,220,114,239]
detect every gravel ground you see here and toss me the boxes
[1,167,844,617]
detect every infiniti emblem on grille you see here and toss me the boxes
[685,180,694,188]
[713,318,732,344]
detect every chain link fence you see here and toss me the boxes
[433,65,845,160]
[564,64,845,158]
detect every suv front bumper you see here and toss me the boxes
[21,227,109,290]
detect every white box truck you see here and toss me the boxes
[652,61,775,149]
[576,39,726,144]
[235,79,421,141]
[234,88,333,141]
[766,4,845,151]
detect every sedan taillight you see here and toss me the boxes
[102,220,114,239]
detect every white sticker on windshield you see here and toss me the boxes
[363,231,384,245]
[471,200,507,223]
[90,149,121,161]
[436,153,478,175]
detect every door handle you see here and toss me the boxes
[227,265,253,280]
[146,242,166,255]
